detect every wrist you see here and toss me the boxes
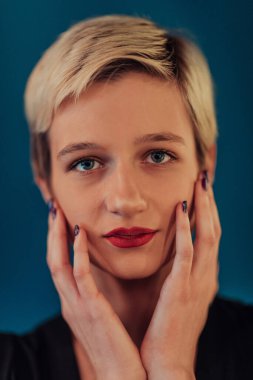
[148,367,195,380]
[98,368,147,380]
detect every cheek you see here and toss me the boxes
[63,198,95,224]
[52,179,97,228]
[158,172,195,200]
[158,176,195,219]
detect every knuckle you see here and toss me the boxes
[177,286,192,303]
[204,233,216,246]
[81,293,104,321]
[49,262,68,278]
[216,224,222,239]
[181,246,193,260]
[73,267,90,280]
[50,266,62,278]
[61,297,81,321]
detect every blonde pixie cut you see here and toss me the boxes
[24,14,218,186]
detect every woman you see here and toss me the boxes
[1,14,253,380]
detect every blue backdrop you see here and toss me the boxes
[1,0,252,333]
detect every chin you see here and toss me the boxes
[109,257,165,281]
[114,271,156,281]
[90,243,172,280]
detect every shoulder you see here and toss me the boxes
[0,314,79,380]
[206,294,253,337]
[196,294,253,379]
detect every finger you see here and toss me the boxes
[192,173,217,274]
[73,226,100,298]
[171,200,193,282]
[47,211,54,254]
[208,186,222,255]
[46,203,57,253]
[47,205,80,304]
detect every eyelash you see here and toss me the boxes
[69,149,178,175]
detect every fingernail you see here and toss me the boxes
[51,207,57,220]
[201,170,209,191]
[47,199,57,219]
[74,224,80,237]
[203,170,209,183]
[182,200,188,213]
[47,199,53,211]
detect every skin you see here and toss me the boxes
[36,72,220,379]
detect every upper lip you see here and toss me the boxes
[103,227,157,237]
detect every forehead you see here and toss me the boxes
[49,72,195,151]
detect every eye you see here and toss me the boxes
[71,158,102,172]
[145,149,177,165]
[69,149,177,174]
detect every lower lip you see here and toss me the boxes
[104,233,156,248]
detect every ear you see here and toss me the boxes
[204,143,217,185]
[34,176,53,204]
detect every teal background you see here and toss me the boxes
[0,0,252,333]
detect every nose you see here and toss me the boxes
[104,162,147,217]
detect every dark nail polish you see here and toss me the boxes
[47,199,56,219]
[203,170,209,183]
[47,199,57,219]
[51,207,57,220]
[202,170,208,191]
[47,199,53,211]
[182,200,188,213]
[74,225,80,237]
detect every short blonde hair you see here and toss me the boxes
[24,14,218,184]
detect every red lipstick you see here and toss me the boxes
[103,227,157,248]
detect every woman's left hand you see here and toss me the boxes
[140,171,221,379]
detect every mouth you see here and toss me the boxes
[104,231,157,248]
[103,226,157,237]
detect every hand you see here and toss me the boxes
[46,205,147,380]
[140,171,221,379]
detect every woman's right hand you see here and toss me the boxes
[46,203,147,380]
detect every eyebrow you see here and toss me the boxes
[57,132,186,160]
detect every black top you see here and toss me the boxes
[1,295,253,380]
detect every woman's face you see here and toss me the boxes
[48,72,200,279]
